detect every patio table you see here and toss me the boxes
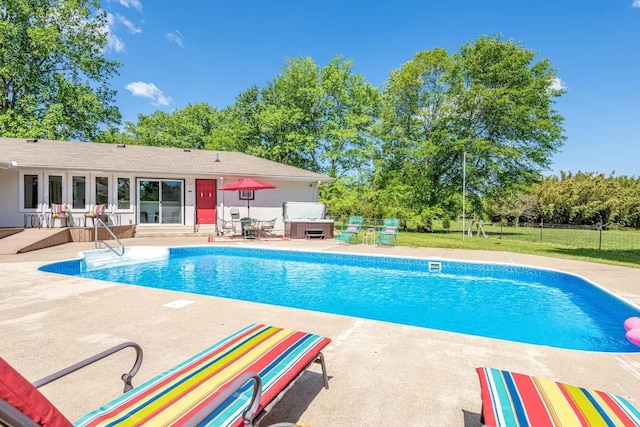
[240,218,260,239]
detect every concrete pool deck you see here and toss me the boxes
[1,237,639,426]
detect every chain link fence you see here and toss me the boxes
[484,222,640,250]
[331,215,640,250]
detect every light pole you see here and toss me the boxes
[462,151,466,240]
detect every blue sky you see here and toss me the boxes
[103,0,640,177]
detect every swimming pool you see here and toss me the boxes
[39,246,640,352]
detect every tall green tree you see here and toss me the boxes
[377,48,457,224]
[212,86,262,153]
[0,0,121,140]
[253,56,380,177]
[123,103,218,149]
[453,35,565,199]
[319,57,380,178]
[255,57,324,170]
[377,35,565,227]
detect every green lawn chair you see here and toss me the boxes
[335,216,364,243]
[375,218,400,246]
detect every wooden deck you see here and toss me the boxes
[0,228,23,240]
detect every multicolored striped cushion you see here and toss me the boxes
[75,324,330,427]
[477,367,640,426]
[85,204,106,217]
[51,204,68,218]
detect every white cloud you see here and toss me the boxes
[107,33,125,52]
[116,13,141,34]
[114,0,142,12]
[103,11,142,52]
[166,30,184,47]
[550,77,567,91]
[633,0,640,7]
[125,81,171,106]
[104,12,125,52]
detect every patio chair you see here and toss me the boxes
[49,203,70,227]
[230,206,240,220]
[476,367,640,426]
[334,216,363,244]
[1,324,331,427]
[374,218,400,246]
[217,215,237,237]
[83,204,107,227]
[259,218,277,238]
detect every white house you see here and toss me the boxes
[0,138,332,232]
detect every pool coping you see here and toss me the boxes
[1,237,640,426]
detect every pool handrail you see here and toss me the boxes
[94,217,124,256]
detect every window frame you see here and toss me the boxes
[46,173,65,208]
[19,171,42,212]
[94,175,110,207]
[115,175,134,212]
[69,174,88,211]
[239,190,254,200]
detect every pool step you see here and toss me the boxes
[81,246,170,271]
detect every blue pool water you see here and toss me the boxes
[39,246,640,352]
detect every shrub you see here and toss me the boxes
[442,215,451,233]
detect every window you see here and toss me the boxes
[117,177,130,210]
[96,176,109,205]
[48,175,63,205]
[239,190,254,200]
[23,175,38,209]
[72,176,86,209]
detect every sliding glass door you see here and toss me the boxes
[138,179,183,224]
[161,180,182,224]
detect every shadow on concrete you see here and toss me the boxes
[462,408,483,427]
[259,371,331,425]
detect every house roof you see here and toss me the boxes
[0,138,332,181]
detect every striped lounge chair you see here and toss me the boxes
[477,367,640,426]
[0,324,331,426]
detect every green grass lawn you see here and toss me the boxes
[477,222,640,251]
[397,231,640,268]
[335,219,640,268]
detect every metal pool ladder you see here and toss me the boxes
[94,217,125,256]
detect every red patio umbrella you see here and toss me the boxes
[218,178,277,217]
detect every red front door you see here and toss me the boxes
[196,180,216,224]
